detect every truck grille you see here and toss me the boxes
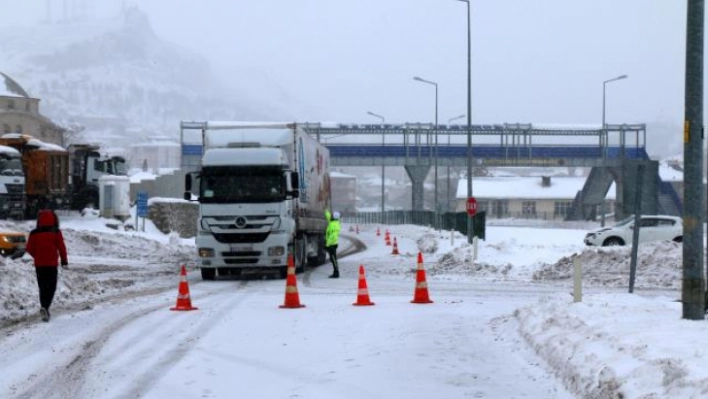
[222,251,261,257]
[224,258,260,265]
[6,183,24,205]
[213,232,269,244]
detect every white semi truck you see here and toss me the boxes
[182,121,331,280]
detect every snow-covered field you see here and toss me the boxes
[0,212,703,398]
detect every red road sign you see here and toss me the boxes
[466,197,477,216]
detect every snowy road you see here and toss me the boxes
[1,278,573,399]
[0,222,581,399]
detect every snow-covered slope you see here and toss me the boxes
[0,8,289,146]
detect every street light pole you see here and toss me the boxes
[456,0,473,243]
[600,74,628,227]
[447,114,465,211]
[413,76,439,218]
[366,111,386,217]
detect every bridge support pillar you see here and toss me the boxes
[568,160,666,222]
[615,160,659,220]
[405,165,430,211]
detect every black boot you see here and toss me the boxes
[329,268,339,278]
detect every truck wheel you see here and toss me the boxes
[295,237,307,273]
[316,235,327,265]
[201,268,216,280]
[307,235,326,266]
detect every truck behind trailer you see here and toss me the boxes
[0,134,69,217]
[182,121,331,280]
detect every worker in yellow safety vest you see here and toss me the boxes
[325,210,341,278]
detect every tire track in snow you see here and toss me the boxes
[9,280,261,399]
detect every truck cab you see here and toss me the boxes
[69,144,128,210]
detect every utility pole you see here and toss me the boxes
[682,0,705,320]
[456,0,473,243]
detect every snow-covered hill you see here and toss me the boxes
[0,7,289,147]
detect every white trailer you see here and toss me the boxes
[182,121,331,280]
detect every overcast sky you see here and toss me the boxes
[0,1,692,127]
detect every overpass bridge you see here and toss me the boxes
[303,122,680,221]
[180,122,682,221]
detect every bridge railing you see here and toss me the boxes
[343,210,574,237]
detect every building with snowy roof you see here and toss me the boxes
[0,72,64,146]
[456,175,616,220]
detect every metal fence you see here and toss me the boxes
[343,210,484,237]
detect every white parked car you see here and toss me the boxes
[584,215,683,247]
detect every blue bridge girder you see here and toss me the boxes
[326,144,649,168]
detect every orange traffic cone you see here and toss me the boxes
[385,230,391,246]
[171,265,198,311]
[376,227,381,236]
[411,252,433,304]
[391,237,400,255]
[353,265,375,306]
[280,254,305,309]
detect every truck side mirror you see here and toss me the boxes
[185,173,192,192]
[290,172,299,191]
[184,173,193,201]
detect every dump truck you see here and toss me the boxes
[0,134,70,217]
[182,121,331,280]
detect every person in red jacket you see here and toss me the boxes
[26,209,68,322]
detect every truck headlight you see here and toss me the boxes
[268,246,285,256]
[198,248,215,257]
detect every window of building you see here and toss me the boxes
[492,200,509,218]
[554,201,573,217]
[522,201,536,217]
[25,101,30,112]
[7,99,14,109]
[15,125,22,134]
[2,124,10,134]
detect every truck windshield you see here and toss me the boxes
[0,157,23,176]
[114,159,127,176]
[200,167,284,203]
